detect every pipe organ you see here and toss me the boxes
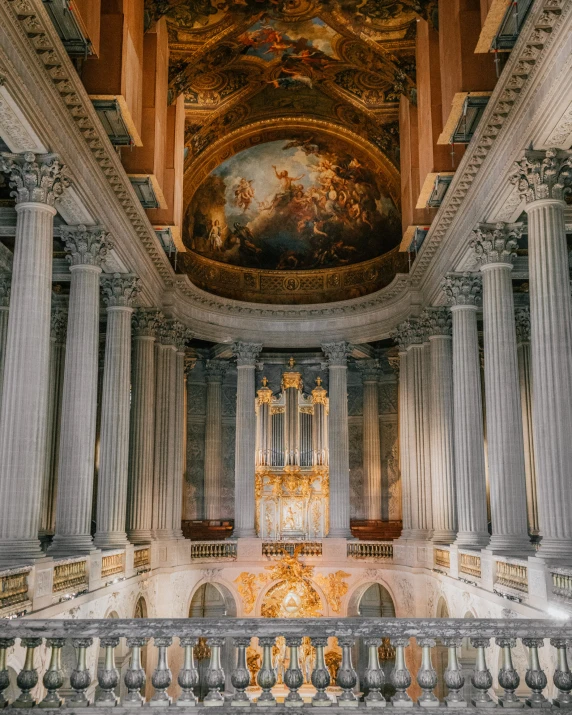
[255,360,329,539]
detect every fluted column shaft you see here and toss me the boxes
[322,342,352,538]
[360,362,382,522]
[397,350,412,537]
[127,310,160,543]
[0,275,11,409]
[204,362,227,520]
[94,275,139,549]
[311,380,328,467]
[233,342,262,538]
[172,346,186,538]
[50,227,111,556]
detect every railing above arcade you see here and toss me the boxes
[0,618,571,711]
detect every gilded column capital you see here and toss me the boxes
[132,308,162,338]
[510,147,572,203]
[357,358,381,382]
[0,151,69,206]
[101,274,141,308]
[442,273,482,307]
[61,225,113,268]
[232,341,262,367]
[205,359,229,383]
[321,341,352,367]
[257,376,273,403]
[50,306,67,343]
[470,222,522,266]
[423,307,452,337]
[515,307,530,344]
[0,273,10,308]
[391,319,424,351]
[311,376,328,405]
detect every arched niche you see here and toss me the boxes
[436,597,450,619]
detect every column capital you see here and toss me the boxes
[205,359,229,383]
[50,306,67,343]
[423,307,452,337]
[510,148,572,203]
[470,222,522,267]
[61,225,113,268]
[321,340,352,366]
[232,341,262,367]
[184,353,197,376]
[442,272,482,307]
[172,321,193,352]
[132,308,162,338]
[356,358,381,382]
[101,273,140,308]
[515,306,530,345]
[0,151,69,206]
[157,318,191,350]
[391,319,424,351]
[0,273,10,308]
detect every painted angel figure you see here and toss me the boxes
[234,177,255,212]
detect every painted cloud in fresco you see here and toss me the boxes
[184,135,401,271]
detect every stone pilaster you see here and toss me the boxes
[442,273,490,549]
[94,274,140,549]
[424,308,457,544]
[321,341,352,538]
[0,274,11,409]
[515,307,539,537]
[173,323,191,538]
[204,361,228,520]
[49,225,112,557]
[510,148,572,559]
[127,309,161,544]
[0,152,67,565]
[358,360,382,522]
[232,342,262,538]
[471,223,531,554]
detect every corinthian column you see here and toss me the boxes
[442,274,489,549]
[321,341,352,538]
[0,274,11,408]
[0,152,66,565]
[515,307,539,536]
[358,360,382,522]
[49,225,112,557]
[94,275,140,549]
[471,223,531,554]
[204,360,228,520]
[127,309,161,544]
[233,342,262,538]
[424,308,457,544]
[511,149,572,559]
[393,346,412,538]
[172,324,191,538]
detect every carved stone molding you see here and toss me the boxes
[470,222,523,266]
[101,274,141,308]
[423,307,452,337]
[321,341,352,367]
[233,342,262,367]
[510,148,572,203]
[0,151,68,205]
[61,225,113,268]
[441,273,482,307]
[132,308,162,338]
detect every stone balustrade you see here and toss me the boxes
[191,541,237,560]
[347,542,393,560]
[433,548,450,570]
[459,552,482,580]
[495,560,528,594]
[1,618,571,711]
[262,542,322,557]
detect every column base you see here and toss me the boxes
[408,529,432,540]
[328,528,352,538]
[234,528,257,538]
[0,539,44,567]
[535,537,572,565]
[486,534,534,556]
[153,529,177,541]
[93,531,129,550]
[454,532,490,550]
[432,530,457,544]
[48,533,95,557]
[127,530,153,545]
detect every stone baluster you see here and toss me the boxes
[311,637,331,706]
[204,360,228,520]
[442,638,465,706]
[256,378,273,467]
[177,637,199,705]
[337,637,358,706]
[321,341,353,538]
[13,638,42,707]
[40,638,65,708]
[358,360,382,522]
[96,637,120,705]
[172,323,191,539]
[257,637,277,705]
[0,638,14,707]
[363,638,385,706]
[0,152,67,566]
[284,637,304,706]
[151,637,172,706]
[49,226,112,557]
[523,638,548,708]
[470,638,494,707]
[232,342,262,538]
[515,306,539,537]
[0,273,10,408]
[205,638,226,705]
[390,638,412,707]
[123,638,147,706]
[471,223,531,554]
[416,639,438,707]
[551,638,572,707]
[495,638,521,707]
[94,274,140,549]
[424,308,457,543]
[442,274,490,548]
[230,637,251,707]
[511,149,572,558]
[69,638,93,706]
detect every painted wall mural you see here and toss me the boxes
[184,135,401,271]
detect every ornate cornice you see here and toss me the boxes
[322,341,352,367]
[470,222,522,266]
[132,308,162,338]
[0,151,68,205]
[515,306,530,345]
[423,307,452,337]
[50,305,67,343]
[510,148,572,203]
[442,273,482,307]
[0,273,10,308]
[101,274,141,308]
[233,341,262,367]
[205,359,229,383]
[61,225,113,268]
